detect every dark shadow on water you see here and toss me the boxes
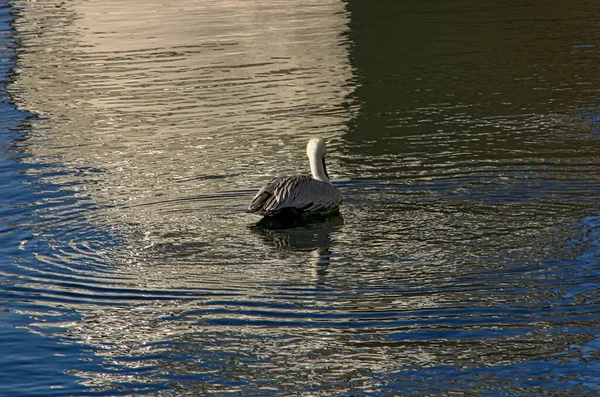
[250,214,343,281]
[250,213,343,246]
[251,210,343,236]
[251,208,342,230]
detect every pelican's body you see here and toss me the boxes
[249,137,342,217]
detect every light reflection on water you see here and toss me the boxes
[2,0,600,395]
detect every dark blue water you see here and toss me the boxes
[0,8,80,397]
[0,6,109,396]
[2,1,600,396]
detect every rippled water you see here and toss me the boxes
[2,0,600,395]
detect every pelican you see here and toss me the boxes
[248,137,343,218]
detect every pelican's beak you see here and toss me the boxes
[322,157,329,179]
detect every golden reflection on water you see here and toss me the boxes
[12,0,354,208]
[11,0,359,291]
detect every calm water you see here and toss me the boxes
[1,0,600,395]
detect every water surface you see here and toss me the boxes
[2,0,600,395]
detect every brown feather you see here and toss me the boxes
[249,175,342,216]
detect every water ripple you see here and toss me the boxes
[2,0,600,395]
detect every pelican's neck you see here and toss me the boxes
[309,155,331,184]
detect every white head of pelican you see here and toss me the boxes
[306,137,331,184]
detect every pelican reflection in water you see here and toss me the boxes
[249,137,342,226]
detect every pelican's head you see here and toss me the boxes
[306,137,327,160]
[306,137,330,183]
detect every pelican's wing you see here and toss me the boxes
[249,175,342,215]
